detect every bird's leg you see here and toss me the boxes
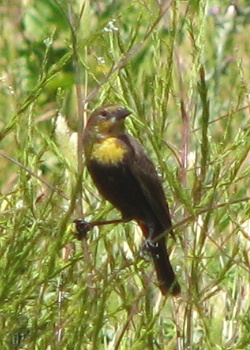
[74,217,129,240]
[142,223,160,250]
[139,223,160,260]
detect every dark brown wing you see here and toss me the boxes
[121,134,172,232]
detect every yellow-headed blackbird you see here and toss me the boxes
[83,104,180,296]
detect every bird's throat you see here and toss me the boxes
[90,137,128,165]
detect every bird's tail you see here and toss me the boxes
[146,238,181,296]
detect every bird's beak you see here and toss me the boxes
[115,107,131,120]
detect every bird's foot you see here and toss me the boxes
[73,219,93,240]
[143,239,159,251]
[140,239,158,261]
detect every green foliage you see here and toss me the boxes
[1,0,250,349]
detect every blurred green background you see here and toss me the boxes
[1,0,250,349]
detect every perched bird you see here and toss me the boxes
[82,104,180,296]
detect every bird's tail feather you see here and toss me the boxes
[149,239,181,296]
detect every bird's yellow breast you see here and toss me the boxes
[90,137,128,165]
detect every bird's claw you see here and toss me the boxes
[143,239,159,251]
[140,239,159,261]
[74,219,92,240]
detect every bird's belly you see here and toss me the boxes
[87,160,154,221]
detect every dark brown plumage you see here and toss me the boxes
[83,104,180,296]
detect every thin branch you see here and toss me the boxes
[0,150,69,200]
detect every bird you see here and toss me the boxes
[82,104,181,296]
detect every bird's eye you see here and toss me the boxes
[101,110,108,117]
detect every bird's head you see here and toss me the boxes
[85,104,131,138]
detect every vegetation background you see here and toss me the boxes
[1,0,250,349]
